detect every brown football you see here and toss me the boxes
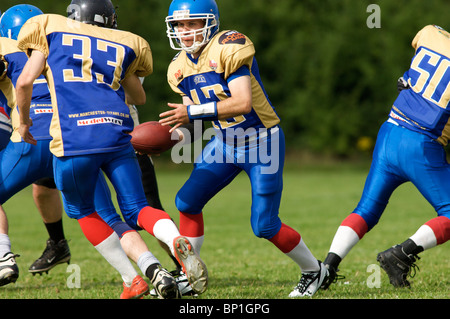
[130,121,178,155]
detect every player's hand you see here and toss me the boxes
[0,59,5,75]
[397,77,410,92]
[18,118,37,145]
[159,103,190,132]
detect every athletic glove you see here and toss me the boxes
[397,76,410,92]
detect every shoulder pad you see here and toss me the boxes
[172,51,181,62]
[218,31,247,45]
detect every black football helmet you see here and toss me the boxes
[67,0,117,29]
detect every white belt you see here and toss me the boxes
[387,118,399,126]
[234,126,279,146]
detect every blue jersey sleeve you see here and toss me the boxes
[227,65,250,83]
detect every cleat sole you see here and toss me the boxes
[173,236,208,295]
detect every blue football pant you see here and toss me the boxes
[0,139,126,230]
[175,127,285,239]
[53,144,148,228]
[0,140,54,204]
[354,121,450,229]
[0,128,11,151]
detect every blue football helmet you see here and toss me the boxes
[165,0,220,54]
[0,4,43,40]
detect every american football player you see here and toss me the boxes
[322,25,450,289]
[0,4,71,287]
[159,0,328,297]
[16,0,208,298]
[0,7,12,151]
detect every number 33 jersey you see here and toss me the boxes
[167,30,280,140]
[391,25,450,146]
[17,14,153,157]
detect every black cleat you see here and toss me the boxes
[321,263,345,289]
[150,265,181,299]
[29,239,71,275]
[321,252,345,290]
[377,244,420,288]
[0,252,20,286]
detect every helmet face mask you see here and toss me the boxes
[67,0,117,29]
[166,0,219,54]
[0,4,43,40]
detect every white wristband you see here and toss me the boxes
[187,102,218,122]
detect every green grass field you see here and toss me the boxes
[1,159,448,300]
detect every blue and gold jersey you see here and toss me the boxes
[167,30,280,140]
[0,37,52,142]
[390,25,450,146]
[17,14,153,157]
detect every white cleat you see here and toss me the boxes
[289,261,329,297]
[0,252,20,287]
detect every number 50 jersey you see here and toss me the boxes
[390,25,450,146]
[17,14,153,157]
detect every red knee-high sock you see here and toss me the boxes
[137,206,172,236]
[425,216,450,245]
[179,212,204,237]
[78,212,114,246]
[179,212,205,254]
[269,223,320,271]
[341,213,369,239]
[78,212,138,285]
[269,223,301,253]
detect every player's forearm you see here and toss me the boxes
[123,73,146,105]
[216,96,252,120]
[16,50,45,124]
[16,83,33,124]
[217,74,252,119]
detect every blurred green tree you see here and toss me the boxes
[2,0,450,156]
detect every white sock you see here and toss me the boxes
[286,238,320,272]
[94,232,138,286]
[409,225,437,251]
[328,225,360,259]
[137,251,160,275]
[0,233,11,257]
[152,219,182,256]
[184,235,204,256]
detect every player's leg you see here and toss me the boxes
[175,137,241,254]
[29,179,71,275]
[0,141,54,202]
[135,152,182,272]
[136,153,164,210]
[53,154,148,299]
[0,140,55,282]
[322,122,405,288]
[103,145,208,294]
[245,127,327,297]
[101,146,179,250]
[0,205,9,251]
[0,204,19,286]
[377,135,450,287]
[0,127,17,286]
[94,171,179,298]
